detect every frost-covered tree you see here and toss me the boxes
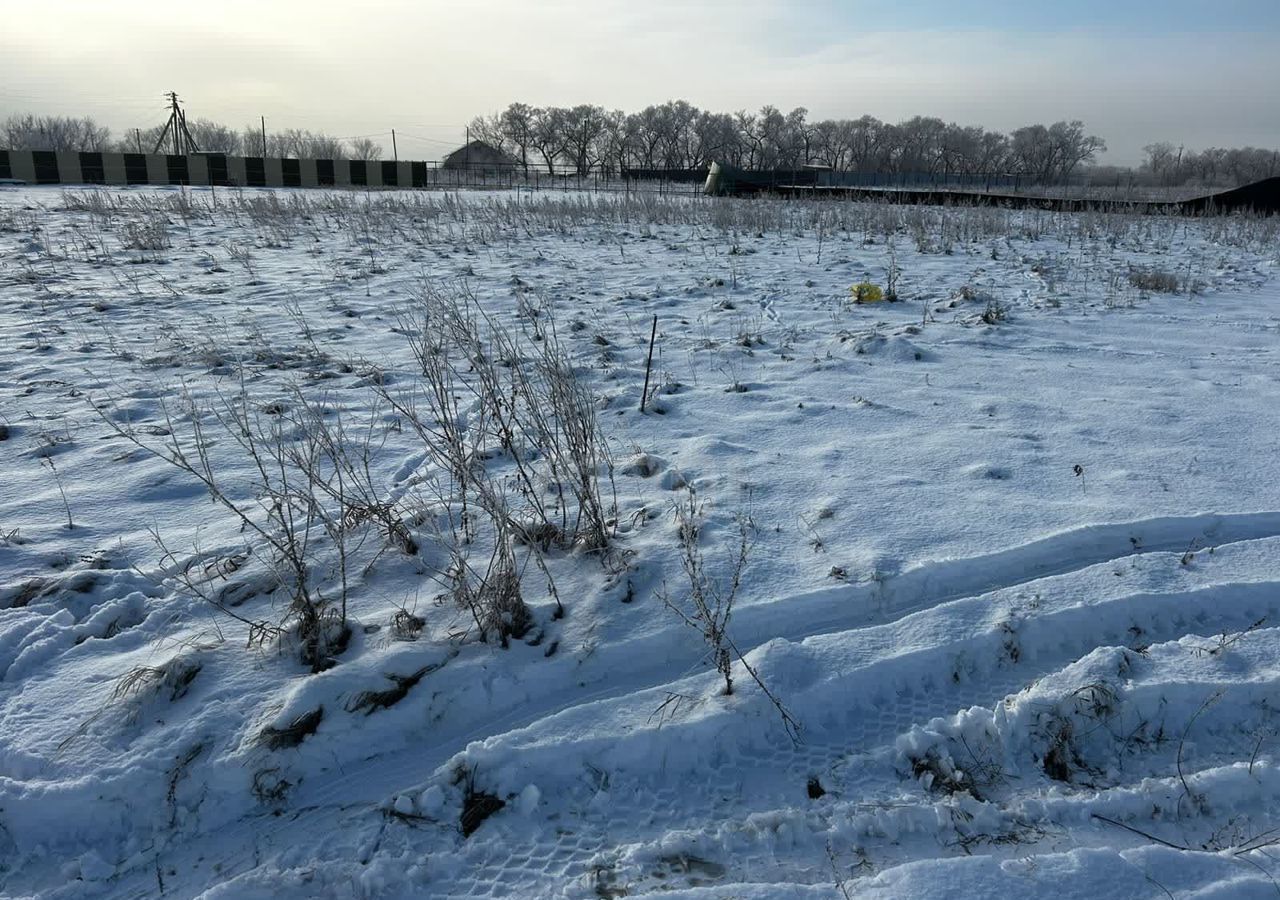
[347,137,383,160]
[1011,121,1106,182]
[187,119,241,154]
[3,114,111,151]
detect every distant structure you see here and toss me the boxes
[700,159,1280,215]
[152,91,200,156]
[441,140,520,174]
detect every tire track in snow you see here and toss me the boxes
[448,583,1280,896]
[94,510,1280,897]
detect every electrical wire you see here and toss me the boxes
[394,131,463,147]
[0,90,470,151]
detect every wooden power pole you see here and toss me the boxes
[152,91,200,155]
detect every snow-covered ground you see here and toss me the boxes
[2,185,1279,898]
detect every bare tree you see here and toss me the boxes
[531,106,569,174]
[347,137,383,160]
[468,112,510,156]
[627,106,664,169]
[187,118,241,154]
[462,100,1116,184]
[1011,120,1106,182]
[692,110,740,168]
[1139,143,1279,187]
[284,130,348,160]
[563,104,608,175]
[596,109,630,176]
[1051,120,1107,180]
[33,97,1276,188]
[4,114,111,151]
[498,102,536,176]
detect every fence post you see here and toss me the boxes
[639,315,658,412]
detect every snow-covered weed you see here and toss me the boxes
[90,383,418,671]
[389,280,615,554]
[658,490,748,696]
[369,279,623,646]
[658,490,801,740]
[257,706,324,750]
[979,298,1009,324]
[1127,266,1181,294]
[119,214,170,254]
[457,765,505,837]
[112,654,202,705]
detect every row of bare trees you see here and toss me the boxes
[1,114,382,160]
[2,114,112,153]
[9,107,1278,187]
[1141,142,1280,188]
[468,102,1114,182]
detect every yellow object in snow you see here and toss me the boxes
[851,282,884,303]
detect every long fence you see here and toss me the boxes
[5,148,1273,214]
[0,148,450,189]
[0,148,1202,201]
[0,149,707,196]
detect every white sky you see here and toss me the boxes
[1,0,1276,164]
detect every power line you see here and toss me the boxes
[386,121,470,130]
[331,130,393,141]
[0,93,162,112]
[1,88,470,153]
[0,87,160,103]
[394,131,461,147]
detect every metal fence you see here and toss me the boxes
[0,149,711,196]
[6,149,1263,209]
[818,171,1021,191]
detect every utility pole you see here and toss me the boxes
[391,129,398,162]
[178,107,193,155]
[261,116,267,156]
[152,91,199,155]
[134,128,142,153]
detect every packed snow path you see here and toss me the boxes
[1,186,1279,898]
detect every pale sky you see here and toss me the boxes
[1,0,1276,164]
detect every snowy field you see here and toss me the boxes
[2,185,1280,899]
